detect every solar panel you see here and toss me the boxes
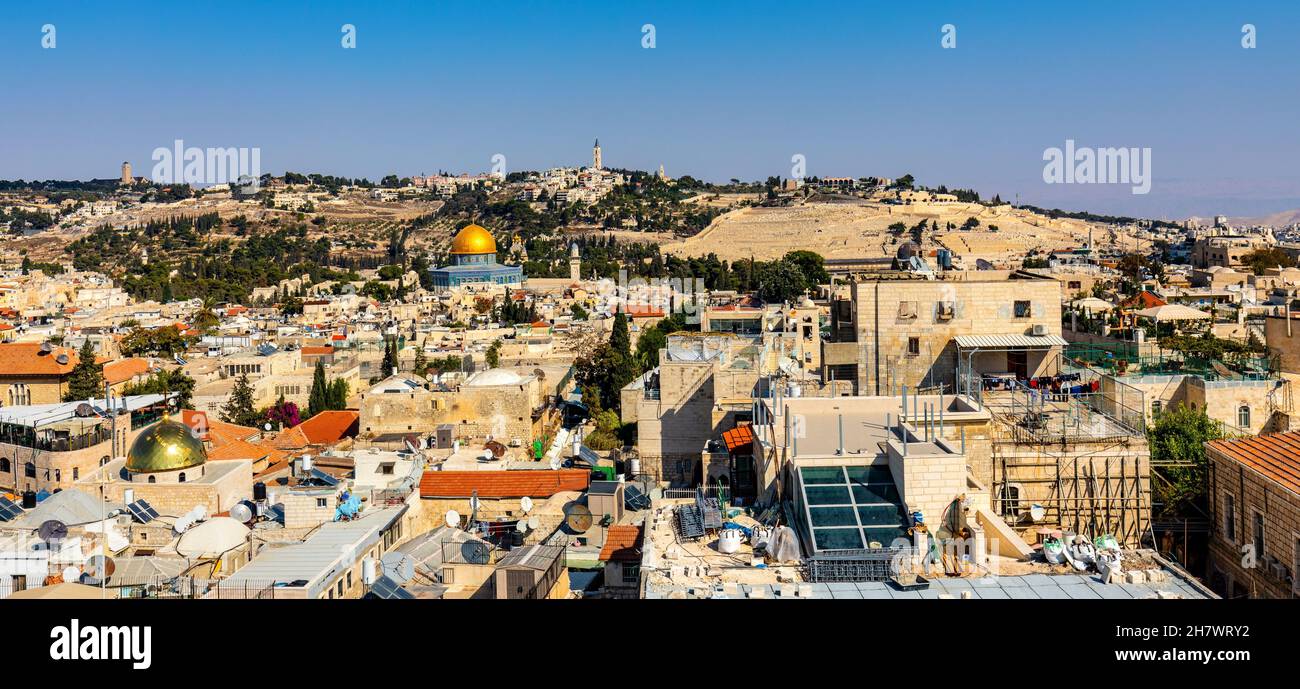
[309,468,338,487]
[624,485,651,511]
[366,575,414,600]
[126,499,160,524]
[696,492,723,529]
[267,504,286,523]
[0,496,24,522]
[578,444,601,466]
[676,505,705,539]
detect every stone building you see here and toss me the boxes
[821,273,1065,395]
[1204,432,1300,599]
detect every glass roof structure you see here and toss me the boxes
[796,465,909,553]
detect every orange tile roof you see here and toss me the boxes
[180,410,260,446]
[599,524,644,562]
[103,357,150,385]
[1120,290,1167,309]
[300,345,334,356]
[722,425,755,452]
[274,410,358,449]
[0,342,78,376]
[420,469,589,499]
[1207,432,1300,495]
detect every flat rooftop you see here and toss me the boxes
[762,394,988,458]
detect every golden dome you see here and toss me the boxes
[125,419,207,474]
[449,224,497,255]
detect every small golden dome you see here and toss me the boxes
[125,419,207,474]
[449,224,497,255]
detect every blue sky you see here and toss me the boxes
[2,1,1298,218]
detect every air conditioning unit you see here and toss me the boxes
[1031,324,1047,336]
[1269,560,1287,580]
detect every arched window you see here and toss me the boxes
[147,475,156,484]
[1238,405,1251,429]
[0,458,9,473]
[24,462,36,478]
[178,472,186,483]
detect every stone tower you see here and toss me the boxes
[592,139,602,170]
[569,242,581,283]
[120,161,132,185]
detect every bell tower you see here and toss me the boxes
[592,139,602,170]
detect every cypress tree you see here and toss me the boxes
[64,340,105,402]
[308,361,328,417]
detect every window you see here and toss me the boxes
[24,462,35,478]
[72,468,78,481]
[897,301,918,319]
[178,472,186,483]
[1238,405,1251,429]
[907,337,921,356]
[1151,400,1162,417]
[148,476,156,483]
[1253,511,1265,563]
[936,301,955,321]
[11,575,26,593]
[1224,494,1236,543]
[622,563,641,585]
[1294,537,1300,595]
[1013,300,1032,318]
[1068,281,1082,290]
[0,458,8,473]
[337,580,344,596]
[316,498,328,508]
[999,484,1022,517]
[347,571,353,588]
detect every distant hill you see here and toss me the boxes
[1187,209,1300,228]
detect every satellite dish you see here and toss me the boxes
[56,353,69,365]
[445,509,461,529]
[83,555,116,585]
[564,503,593,533]
[61,566,81,583]
[230,502,255,524]
[519,496,533,514]
[515,520,528,533]
[190,504,208,521]
[38,520,69,542]
[174,514,194,534]
[527,516,539,530]
[40,342,53,353]
[381,552,416,584]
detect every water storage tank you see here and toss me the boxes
[717,529,743,554]
[628,457,641,477]
[21,491,37,509]
[253,482,267,501]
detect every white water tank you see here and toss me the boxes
[362,557,377,585]
[718,529,743,554]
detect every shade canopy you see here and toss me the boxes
[1135,304,1211,321]
[1070,297,1115,312]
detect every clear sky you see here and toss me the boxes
[2,1,1298,219]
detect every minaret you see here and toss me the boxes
[120,162,132,185]
[592,139,602,170]
[569,242,581,283]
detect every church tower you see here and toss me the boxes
[569,242,581,283]
[592,139,602,170]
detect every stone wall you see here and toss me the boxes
[1207,446,1300,599]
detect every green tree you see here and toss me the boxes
[412,345,428,378]
[1148,403,1223,518]
[308,361,329,417]
[754,259,808,303]
[122,368,196,409]
[327,378,349,410]
[570,303,588,320]
[380,336,398,376]
[610,311,631,358]
[783,250,829,289]
[485,339,502,368]
[64,341,104,401]
[221,373,260,426]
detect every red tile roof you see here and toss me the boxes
[1207,431,1300,495]
[103,357,150,385]
[274,410,359,449]
[1120,290,1167,309]
[300,345,334,356]
[599,524,644,562]
[722,425,755,452]
[0,342,79,376]
[420,469,589,499]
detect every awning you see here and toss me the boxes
[954,334,1069,349]
[722,425,755,452]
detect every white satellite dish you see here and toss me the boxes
[515,520,528,533]
[445,509,461,529]
[61,566,82,583]
[527,516,539,530]
[230,503,254,524]
[520,496,533,514]
[174,514,193,534]
[381,552,416,584]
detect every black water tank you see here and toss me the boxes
[253,481,267,501]
[21,490,37,508]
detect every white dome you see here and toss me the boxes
[176,516,250,558]
[467,369,524,387]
